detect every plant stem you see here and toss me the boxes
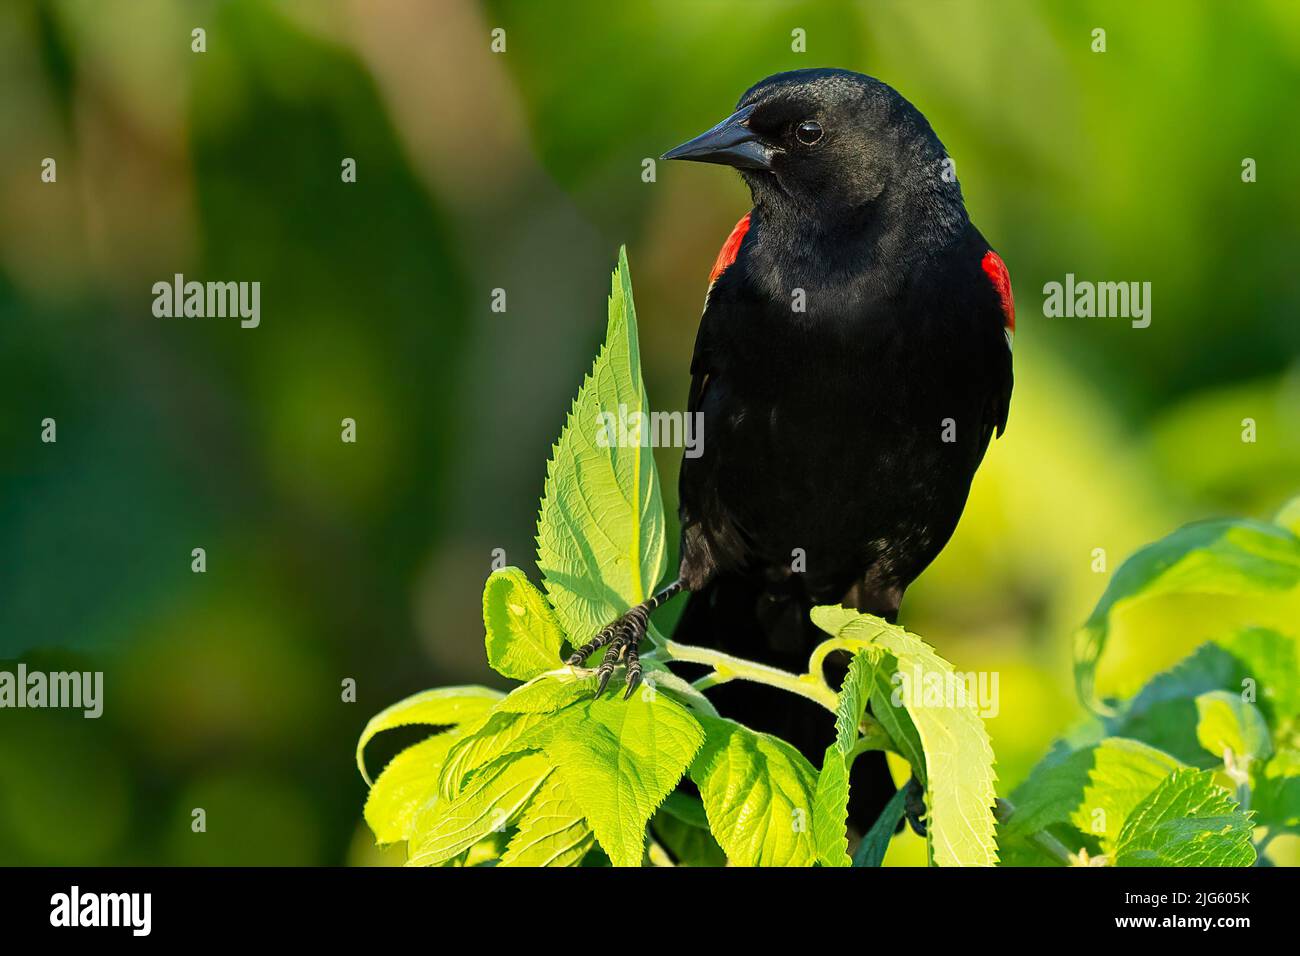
[655,640,840,711]
[644,638,891,746]
[994,798,1076,866]
[1223,749,1253,812]
[849,733,891,759]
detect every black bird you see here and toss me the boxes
[566,68,1014,831]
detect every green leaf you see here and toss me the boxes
[833,648,877,751]
[651,797,727,867]
[497,670,598,714]
[641,661,720,717]
[356,686,503,785]
[869,663,925,783]
[808,604,861,637]
[690,716,819,867]
[499,772,595,867]
[483,567,567,681]
[536,247,667,645]
[813,750,852,867]
[437,708,551,799]
[408,752,553,866]
[1253,750,1300,837]
[1110,630,1296,765]
[1006,737,1183,850]
[527,690,705,867]
[1074,517,1300,712]
[364,731,464,845]
[812,607,998,866]
[853,783,909,867]
[993,826,1070,867]
[1275,494,1300,538]
[1217,628,1300,726]
[1194,690,1272,767]
[657,789,712,830]
[1113,768,1256,867]
[460,832,509,868]
[813,649,877,866]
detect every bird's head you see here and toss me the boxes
[663,69,962,230]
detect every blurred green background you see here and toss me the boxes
[1,0,1298,866]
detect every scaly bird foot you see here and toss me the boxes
[565,613,645,700]
[564,581,686,700]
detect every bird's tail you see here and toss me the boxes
[671,572,899,834]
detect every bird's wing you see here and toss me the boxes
[676,213,756,585]
[686,211,751,418]
[980,249,1015,438]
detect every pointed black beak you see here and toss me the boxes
[661,104,778,171]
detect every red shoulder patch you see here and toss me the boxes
[709,213,751,285]
[981,249,1015,333]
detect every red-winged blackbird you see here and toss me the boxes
[567,69,1013,831]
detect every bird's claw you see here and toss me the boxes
[903,776,928,837]
[566,611,647,700]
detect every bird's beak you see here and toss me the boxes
[661,104,777,171]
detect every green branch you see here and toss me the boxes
[994,798,1076,866]
[651,640,839,710]
[643,637,891,746]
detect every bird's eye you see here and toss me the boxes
[795,120,823,145]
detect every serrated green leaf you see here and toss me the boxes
[483,567,568,681]
[641,661,720,717]
[1254,750,1300,837]
[651,806,727,867]
[408,752,553,866]
[652,792,726,866]
[437,708,551,799]
[833,649,876,751]
[435,831,511,868]
[657,789,712,829]
[364,731,464,845]
[356,686,503,786]
[813,650,876,866]
[1216,627,1300,726]
[869,663,925,784]
[1006,737,1183,851]
[536,247,667,645]
[500,772,595,867]
[883,681,991,862]
[810,610,925,782]
[813,750,852,867]
[1109,632,1296,766]
[461,831,509,867]
[813,608,998,866]
[809,604,861,637]
[497,670,598,714]
[1195,690,1272,768]
[690,716,819,867]
[526,690,705,867]
[1112,639,1263,764]
[1074,518,1300,711]
[992,826,1072,867]
[1067,742,1185,852]
[1113,768,1255,866]
[852,783,909,867]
